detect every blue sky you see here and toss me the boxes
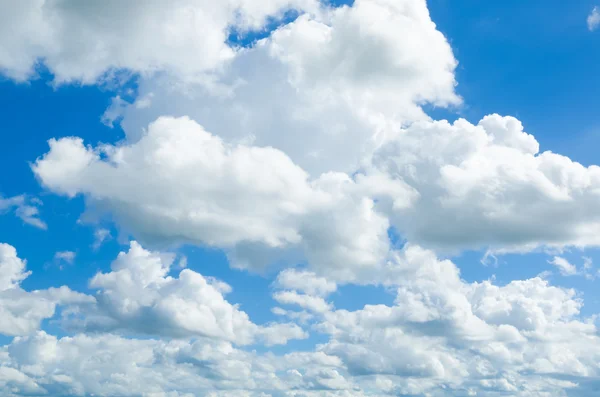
[1,1,600,396]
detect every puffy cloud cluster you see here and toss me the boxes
[0,243,91,336]
[4,0,600,396]
[312,246,600,396]
[0,0,320,83]
[32,116,398,280]
[33,112,600,274]
[369,114,600,253]
[0,331,351,397]
[1,244,599,396]
[115,0,460,175]
[73,241,306,346]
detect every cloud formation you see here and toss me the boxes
[0,0,320,83]
[2,0,600,396]
[588,6,600,31]
[0,243,91,336]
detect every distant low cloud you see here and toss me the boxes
[588,6,600,31]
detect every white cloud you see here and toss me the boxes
[274,269,337,296]
[92,228,111,250]
[0,195,46,230]
[313,245,600,396]
[368,114,600,254]
[114,0,460,176]
[54,251,76,265]
[0,0,321,83]
[35,112,600,275]
[273,290,333,313]
[33,116,396,280]
[70,241,306,346]
[549,256,578,276]
[6,0,600,395]
[588,6,600,31]
[1,245,599,396]
[0,332,346,397]
[0,243,91,336]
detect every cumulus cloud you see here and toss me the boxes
[1,245,599,396]
[34,112,600,268]
[70,241,306,346]
[0,332,346,397]
[274,269,337,296]
[113,0,460,175]
[368,114,600,253]
[32,116,397,280]
[313,246,600,396]
[0,0,320,83]
[0,243,91,336]
[0,195,46,230]
[588,6,600,31]
[5,0,600,396]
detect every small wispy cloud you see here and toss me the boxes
[588,6,600,31]
[547,256,598,279]
[548,256,578,276]
[0,195,47,230]
[92,228,111,250]
[54,251,76,270]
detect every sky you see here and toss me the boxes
[1,0,600,396]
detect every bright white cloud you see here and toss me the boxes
[313,246,600,396]
[4,0,600,396]
[32,116,396,280]
[0,195,46,230]
[368,114,600,253]
[35,112,600,267]
[0,0,320,83]
[115,0,460,175]
[275,269,337,296]
[1,245,599,396]
[0,332,347,397]
[588,6,600,31]
[0,243,91,336]
[70,241,306,346]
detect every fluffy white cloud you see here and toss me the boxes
[0,332,349,397]
[7,0,600,395]
[70,241,306,346]
[0,0,320,83]
[1,245,600,396]
[35,112,600,273]
[368,114,600,253]
[0,195,46,230]
[0,243,91,336]
[312,246,600,396]
[588,6,600,31]
[275,269,337,296]
[115,0,460,175]
[33,116,395,280]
